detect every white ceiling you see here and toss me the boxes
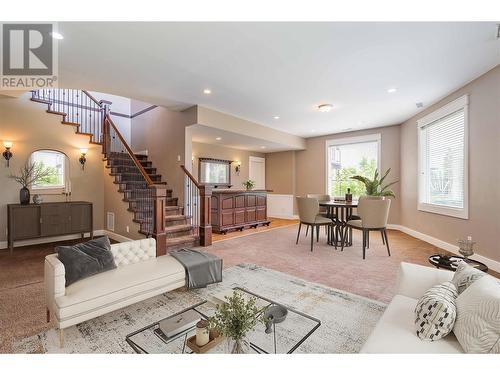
[57,22,499,138]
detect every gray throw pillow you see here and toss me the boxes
[414,281,458,341]
[57,236,116,286]
[451,260,485,294]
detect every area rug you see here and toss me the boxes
[13,264,385,354]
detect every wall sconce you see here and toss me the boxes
[79,148,88,170]
[3,141,13,167]
[235,160,241,175]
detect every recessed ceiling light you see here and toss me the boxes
[387,88,397,94]
[317,104,333,112]
[51,32,64,40]
[203,89,212,95]
[273,116,280,120]
[215,137,221,141]
[311,129,316,133]
[260,146,266,149]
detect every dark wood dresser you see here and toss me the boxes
[7,201,93,254]
[211,190,270,234]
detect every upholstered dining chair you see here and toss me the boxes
[305,194,336,237]
[296,197,333,252]
[340,198,391,259]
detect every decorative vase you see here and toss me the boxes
[32,194,43,204]
[458,237,475,260]
[226,337,250,354]
[19,186,30,205]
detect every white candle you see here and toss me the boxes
[195,320,210,347]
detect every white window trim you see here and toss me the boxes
[325,133,382,195]
[29,150,69,194]
[417,94,469,219]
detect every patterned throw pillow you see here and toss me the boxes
[451,260,485,294]
[453,276,500,353]
[415,282,458,341]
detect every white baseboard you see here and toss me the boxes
[388,224,500,273]
[269,214,299,220]
[0,229,132,251]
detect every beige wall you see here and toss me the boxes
[192,142,264,189]
[130,103,197,205]
[400,65,500,262]
[294,125,401,223]
[0,94,104,246]
[265,151,296,195]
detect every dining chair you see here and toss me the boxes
[296,197,333,252]
[340,198,391,259]
[305,194,335,237]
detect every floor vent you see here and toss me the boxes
[107,212,115,232]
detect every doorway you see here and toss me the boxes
[249,156,266,189]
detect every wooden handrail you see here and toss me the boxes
[105,114,155,186]
[82,90,103,107]
[180,165,202,189]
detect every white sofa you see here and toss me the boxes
[361,262,464,353]
[44,238,185,346]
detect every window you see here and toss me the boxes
[418,95,468,219]
[30,150,67,190]
[326,134,381,197]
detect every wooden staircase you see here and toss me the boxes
[30,89,200,253]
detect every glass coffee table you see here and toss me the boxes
[125,287,321,354]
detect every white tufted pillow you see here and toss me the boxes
[110,238,156,267]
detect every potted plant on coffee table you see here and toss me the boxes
[350,168,398,198]
[209,290,266,354]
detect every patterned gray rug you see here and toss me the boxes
[13,264,385,353]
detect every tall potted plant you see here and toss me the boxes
[209,290,266,354]
[350,168,397,198]
[9,162,51,205]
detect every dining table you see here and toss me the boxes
[319,200,358,247]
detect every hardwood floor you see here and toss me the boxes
[212,217,299,242]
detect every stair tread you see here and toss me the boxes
[165,224,193,233]
[166,234,198,245]
[165,214,189,221]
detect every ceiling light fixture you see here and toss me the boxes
[273,116,280,120]
[317,104,333,112]
[51,32,64,40]
[260,146,266,149]
[387,88,397,94]
[203,89,212,94]
[215,137,222,141]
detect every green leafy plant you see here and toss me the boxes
[350,168,398,198]
[242,180,255,190]
[209,291,266,346]
[9,162,52,188]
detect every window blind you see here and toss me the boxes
[421,108,465,209]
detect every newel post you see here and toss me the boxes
[199,185,212,246]
[152,185,167,256]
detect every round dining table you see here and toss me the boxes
[319,200,358,247]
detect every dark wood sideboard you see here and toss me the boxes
[211,190,270,234]
[7,201,93,254]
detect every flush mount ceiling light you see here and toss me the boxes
[273,116,280,120]
[215,137,222,141]
[387,88,397,94]
[317,104,333,112]
[51,32,64,40]
[203,89,212,94]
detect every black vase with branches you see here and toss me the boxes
[9,162,51,205]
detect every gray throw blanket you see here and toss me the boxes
[170,248,223,289]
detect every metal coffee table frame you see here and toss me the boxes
[125,287,321,354]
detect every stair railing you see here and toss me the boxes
[104,115,167,256]
[180,165,212,246]
[31,89,104,144]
